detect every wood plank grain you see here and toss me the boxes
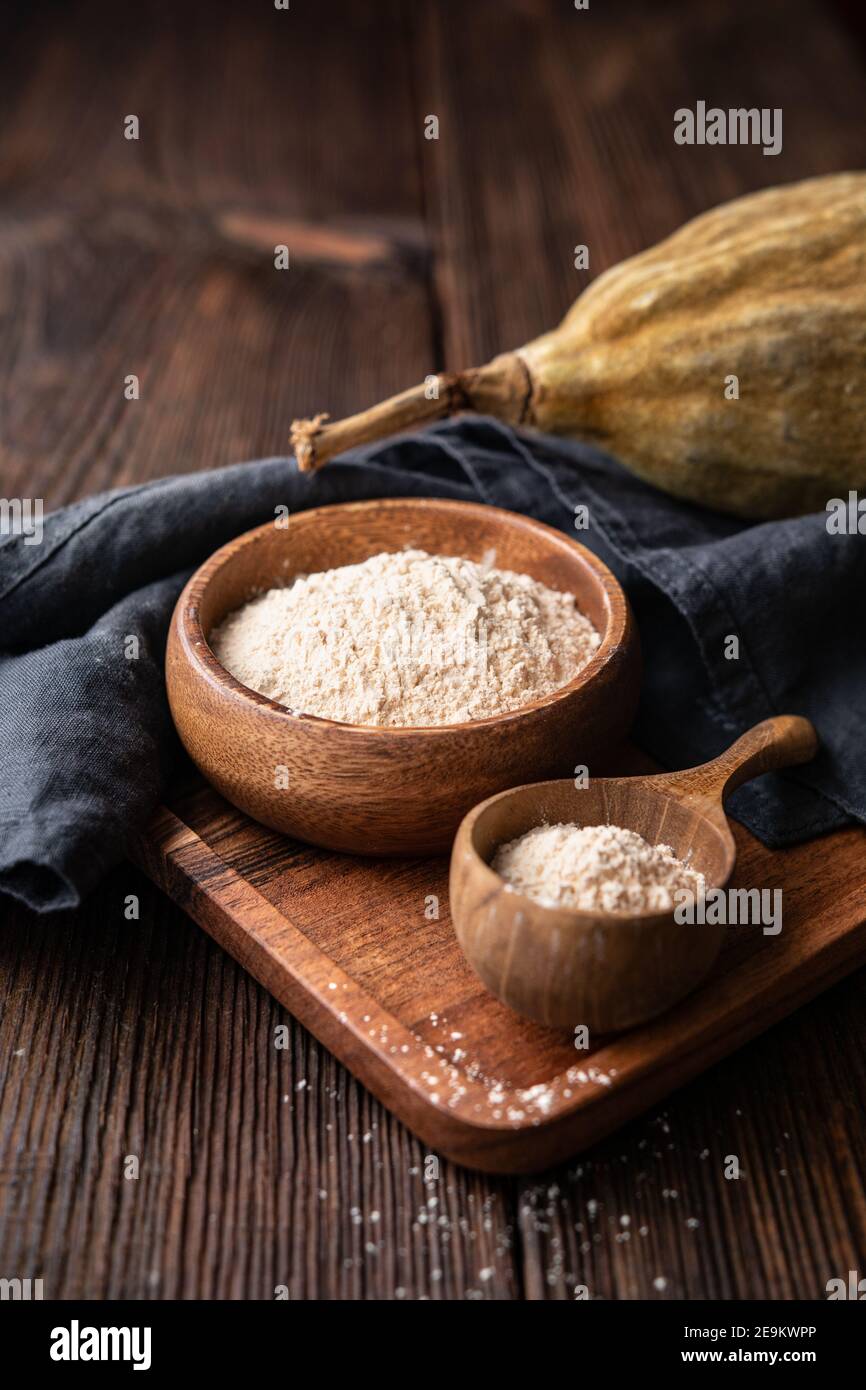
[515,979,866,1299]
[0,0,434,506]
[414,0,866,371]
[0,867,519,1299]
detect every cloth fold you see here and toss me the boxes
[2,417,863,913]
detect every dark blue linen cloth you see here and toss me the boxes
[1,418,862,912]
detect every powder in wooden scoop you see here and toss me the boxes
[210,548,600,727]
[492,823,706,914]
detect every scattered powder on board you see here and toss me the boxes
[492,823,706,913]
[211,548,600,727]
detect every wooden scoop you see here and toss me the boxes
[449,716,818,1034]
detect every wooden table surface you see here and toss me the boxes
[2,0,865,1300]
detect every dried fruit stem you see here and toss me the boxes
[290,377,459,472]
[290,352,531,471]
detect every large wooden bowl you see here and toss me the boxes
[166,498,640,856]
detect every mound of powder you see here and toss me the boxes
[492,823,706,914]
[210,548,600,727]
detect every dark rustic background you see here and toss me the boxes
[1,0,865,1300]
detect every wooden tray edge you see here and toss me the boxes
[131,808,866,1174]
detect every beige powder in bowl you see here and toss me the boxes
[210,548,600,727]
[492,823,706,914]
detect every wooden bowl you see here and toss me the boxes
[166,498,639,856]
[450,716,818,1033]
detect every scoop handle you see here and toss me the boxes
[659,716,818,804]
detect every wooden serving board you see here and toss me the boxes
[133,767,866,1174]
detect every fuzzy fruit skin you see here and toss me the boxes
[511,173,866,519]
[292,174,866,517]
